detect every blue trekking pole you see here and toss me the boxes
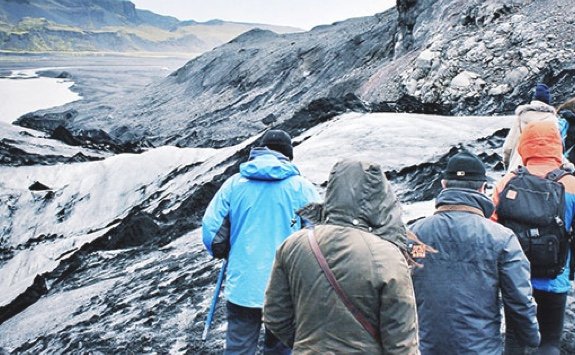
[202,259,228,341]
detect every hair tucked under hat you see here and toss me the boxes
[260,129,293,160]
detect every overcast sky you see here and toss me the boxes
[130,0,396,30]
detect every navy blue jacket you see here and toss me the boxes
[411,188,539,354]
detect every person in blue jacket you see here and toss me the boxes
[202,129,320,355]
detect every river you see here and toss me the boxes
[0,68,82,125]
[0,54,191,127]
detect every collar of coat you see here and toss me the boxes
[435,188,495,218]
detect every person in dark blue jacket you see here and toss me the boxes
[202,129,320,354]
[412,150,540,354]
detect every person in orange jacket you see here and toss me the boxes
[492,121,575,354]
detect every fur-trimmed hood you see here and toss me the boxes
[515,100,556,116]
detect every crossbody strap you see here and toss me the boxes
[307,228,381,342]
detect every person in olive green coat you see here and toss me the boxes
[263,159,419,354]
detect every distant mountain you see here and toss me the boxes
[0,0,302,53]
[0,0,169,29]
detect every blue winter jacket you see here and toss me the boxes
[202,148,320,308]
[411,188,540,354]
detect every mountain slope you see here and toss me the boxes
[21,0,575,148]
[0,0,152,29]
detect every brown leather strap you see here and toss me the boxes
[307,228,380,342]
[435,204,484,217]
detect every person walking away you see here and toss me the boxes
[264,159,419,354]
[503,83,557,172]
[202,129,320,355]
[492,121,574,355]
[557,97,575,164]
[411,150,540,354]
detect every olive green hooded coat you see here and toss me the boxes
[264,160,419,354]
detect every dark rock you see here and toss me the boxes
[56,71,72,79]
[28,181,51,191]
[66,152,101,163]
[386,146,458,202]
[0,275,47,325]
[75,128,114,142]
[275,93,371,138]
[261,114,277,125]
[373,94,451,115]
[51,126,81,146]
[14,116,148,155]
[16,109,77,134]
[36,70,72,79]
[89,211,162,251]
[0,140,84,166]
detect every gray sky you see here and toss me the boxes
[130,0,396,30]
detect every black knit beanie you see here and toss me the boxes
[443,151,487,181]
[261,130,293,160]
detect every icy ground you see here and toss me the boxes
[0,112,573,353]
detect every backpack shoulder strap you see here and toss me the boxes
[546,168,570,182]
[513,165,529,176]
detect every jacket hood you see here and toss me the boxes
[240,147,301,181]
[517,121,563,166]
[306,159,407,249]
[436,188,495,218]
[515,100,556,116]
